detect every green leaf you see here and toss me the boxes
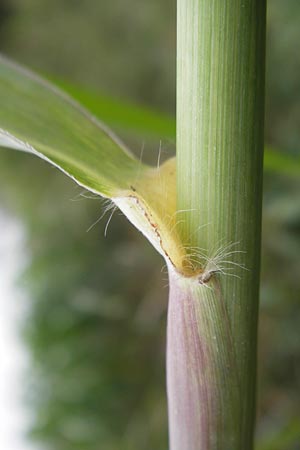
[0,55,185,270]
[264,147,300,177]
[0,54,142,198]
[256,418,300,450]
[51,77,176,140]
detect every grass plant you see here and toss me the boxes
[0,1,267,448]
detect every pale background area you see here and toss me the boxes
[0,211,37,450]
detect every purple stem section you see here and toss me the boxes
[167,269,241,450]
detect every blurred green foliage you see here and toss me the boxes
[1,0,176,113]
[0,0,299,449]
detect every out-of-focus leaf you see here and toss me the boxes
[264,147,300,177]
[52,77,176,140]
[256,418,300,450]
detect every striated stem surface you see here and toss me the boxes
[167,268,241,450]
[174,0,266,448]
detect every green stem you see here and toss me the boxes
[172,0,266,448]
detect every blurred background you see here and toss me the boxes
[0,0,299,449]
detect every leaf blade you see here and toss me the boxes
[0,55,142,197]
[0,56,184,268]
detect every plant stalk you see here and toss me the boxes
[169,0,266,448]
[167,269,241,450]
